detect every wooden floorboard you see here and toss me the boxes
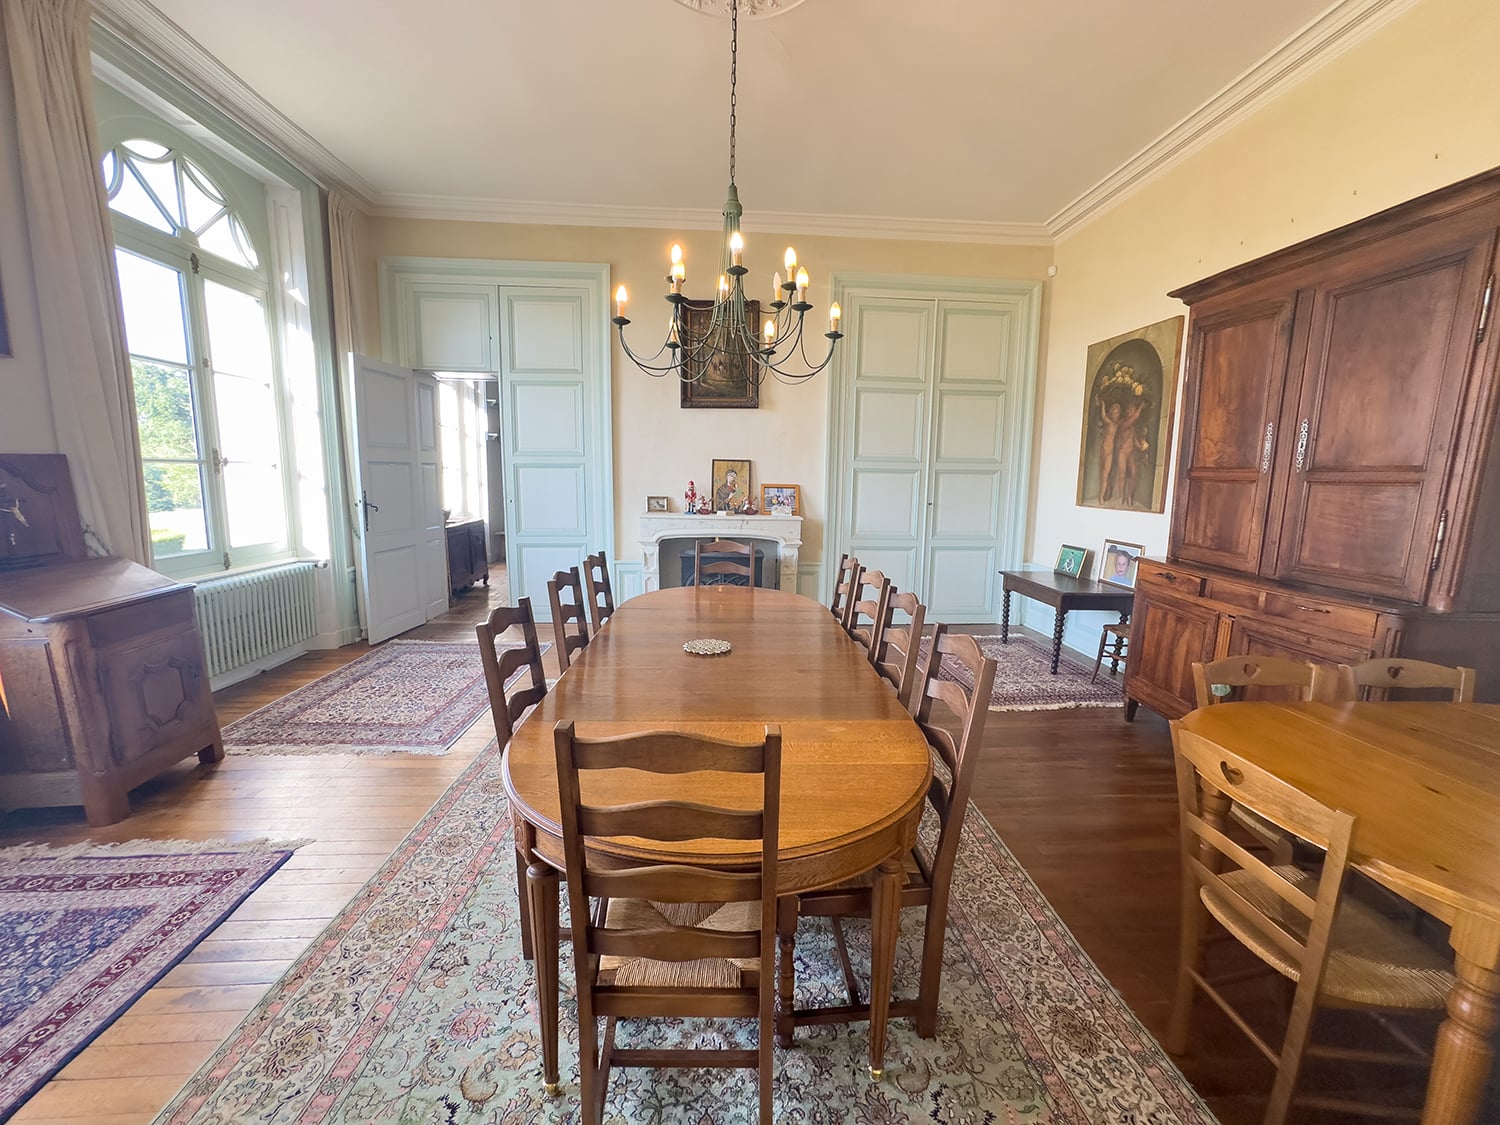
[1,581,1474,1123]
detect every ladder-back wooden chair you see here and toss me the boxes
[874,589,927,710]
[554,720,782,1125]
[845,568,893,663]
[1191,656,1332,867]
[829,553,863,627]
[475,597,549,958]
[1335,658,1476,702]
[693,537,754,586]
[776,624,997,1045]
[548,567,590,672]
[581,550,615,633]
[1167,725,1454,1125]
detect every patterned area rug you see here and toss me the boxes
[152,741,1212,1125]
[0,841,294,1121]
[937,634,1126,711]
[224,640,539,756]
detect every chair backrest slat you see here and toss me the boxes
[582,550,616,633]
[829,553,863,626]
[578,803,764,842]
[585,866,764,905]
[1192,656,1328,708]
[1336,658,1475,702]
[846,569,893,663]
[693,538,755,586]
[875,590,927,709]
[475,597,548,742]
[548,567,590,671]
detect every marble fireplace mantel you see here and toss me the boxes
[639,512,802,592]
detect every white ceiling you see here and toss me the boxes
[115,0,1373,234]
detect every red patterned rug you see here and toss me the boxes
[151,740,1211,1124]
[0,841,294,1121]
[937,634,1126,711]
[223,639,538,756]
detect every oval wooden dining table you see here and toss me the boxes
[1177,701,1500,1125]
[501,585,933,1093]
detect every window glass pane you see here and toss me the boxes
[222,461,286,549]
[143,461,208,556]
[181,159,227,232]
[132,359,200,460]
[115,249,189,365]
[228,214,259,270]
[108,165,175,232]
[122,138,170,160]
[213,371,279,461]
[204,280,272,378]
[197,213,256,269]
[130,155,182,227]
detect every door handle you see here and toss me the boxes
[362,490,380,531]
[1293,418,1311,472]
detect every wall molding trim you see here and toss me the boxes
[1046,0,1422,239]
[90,0,379,206]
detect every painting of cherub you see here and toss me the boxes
[1075,317,1183,512]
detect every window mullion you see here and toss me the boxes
[185,267,230,569]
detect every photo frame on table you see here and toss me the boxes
[646,495,669,512]
[710,459,751,512]
[1099,539,1145,588]
[760,483,800,515]
[1053,543,1088,578]
[680,299,762,409]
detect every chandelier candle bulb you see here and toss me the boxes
[773,271,782,299]
[796,266,809,302]
[730,231,744,266]
[764,319,776,343]
[615,285,627,319]
[784,247,797,272]
[829,302,842,333]
[719,275,729,299]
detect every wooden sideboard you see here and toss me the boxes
[1127,168,1500,717]
[445,517,488,597]
[0,455,223,825]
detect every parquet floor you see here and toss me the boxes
[0,577,1472,1123]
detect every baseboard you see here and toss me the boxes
[209,643,312,692]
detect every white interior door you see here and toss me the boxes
[498,284,611,619]
[351,356,443,644]
[833,284,1037,622]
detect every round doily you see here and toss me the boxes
[683,638,733,656]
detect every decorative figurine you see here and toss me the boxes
[698,496,713,514]
[685,480,698,514]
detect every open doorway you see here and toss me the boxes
[434,373,506,605]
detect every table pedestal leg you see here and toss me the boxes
[526,861,561,1095]
[1000,590,1012,643]
[1049,609,1066,674]
[867,855,903,1080]
[1423,917,1500,1125]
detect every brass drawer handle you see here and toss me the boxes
[1294,604,1332,614]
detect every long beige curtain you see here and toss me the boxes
[4,0,150,562]
[326,189,365,546]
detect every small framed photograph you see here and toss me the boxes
[1053,543,1088,578]
[646,495,669,513]
[760,483,800,515]
[1099,539,1145,588]
[710,459,751,512]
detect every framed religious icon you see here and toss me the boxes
[680,298,762,409]
[1099,539,1144,588]
[710,459,751,512]
[1076,316,1184,512]
[760,483,800,515]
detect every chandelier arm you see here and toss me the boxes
[614,324,688,377]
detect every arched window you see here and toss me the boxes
[103,139,291,574]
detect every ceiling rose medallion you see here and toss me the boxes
[671,0,807,16]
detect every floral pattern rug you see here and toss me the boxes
[936,635,1126,711]
[224,640,539,756]
[0,841,294,1121]
[151,740,1212,1124]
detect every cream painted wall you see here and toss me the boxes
[1036,0,1500,580]
[0,16,58,452]
[366,218,1051,572]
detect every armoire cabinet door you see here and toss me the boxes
[1169,295,1300,574]
[1270,222,1497,602]
[1127,586,1221,717]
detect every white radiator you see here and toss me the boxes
[194,562,319,679]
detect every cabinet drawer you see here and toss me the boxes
[1259,591,1379,641]
[1203,576,1263,612]
[1137,561,1204,597]
[88,592,194,649]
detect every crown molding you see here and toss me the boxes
[1046,0,1423,239]
[369,193,1053,246]
[90,0,379,207]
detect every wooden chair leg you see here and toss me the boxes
[1166,876,1205,1055]
[916,897,948,1038]
[776,896,799,1047]
[1091,629,1109,683]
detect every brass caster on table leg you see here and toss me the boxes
[543,1082,561,1097]
[868,1066,883,1081]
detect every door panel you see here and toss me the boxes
[1127,588,1220,718]
[926,546,996,619]
[1272,226,1495,601]
[853,389,925,460]
[1170,297,1298,573]
[409,284,498,372]
[352,356,440,644]
[499,287,607,618]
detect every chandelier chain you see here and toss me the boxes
[728,0,737,184]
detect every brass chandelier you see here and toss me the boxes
[611,0,842,387]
